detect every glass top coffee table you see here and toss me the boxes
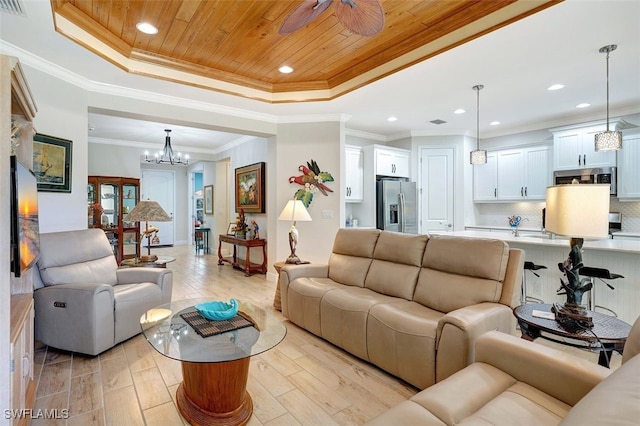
[140,298,286,425]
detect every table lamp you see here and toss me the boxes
[545,183,610,329]
[278,199,312,264]
[123,199,172,262]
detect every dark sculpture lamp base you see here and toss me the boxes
[552,302,593,332]
[285,254,301,264]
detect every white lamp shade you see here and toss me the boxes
[278,200,312,222]
[545,184,610,239]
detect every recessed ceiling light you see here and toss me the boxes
[136,22,158,35]
[387,116,398,122]
[576,103,591,108]
[279,65,293,74]
[454,109,465,114]
[547,83,565,91]
[490,121,500,126]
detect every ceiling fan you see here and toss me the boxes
[279,0,385,37]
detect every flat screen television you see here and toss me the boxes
[10,156,40,277]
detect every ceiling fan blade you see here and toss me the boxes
[335,0,385,36]
[279,0,334,34]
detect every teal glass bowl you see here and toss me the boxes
[195,298,239,321]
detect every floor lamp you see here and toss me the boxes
[278,199,312,264]
[545,183,610,329]
[123,199,172,262]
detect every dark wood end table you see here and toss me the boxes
[218,234,267,276]
[513,303,631,368]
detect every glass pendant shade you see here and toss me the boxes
[470,149,487,165]
[594,130,622,151]
[594,44,622,152]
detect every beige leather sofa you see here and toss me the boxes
[365,315,640,425]
[33,228,173,355]
[279,229,524,389]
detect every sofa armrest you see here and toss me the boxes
[475,330,611,407]
[435,302,513,382]
[34,282,116,355]
[278,264,329,317]
[116,268,173,303]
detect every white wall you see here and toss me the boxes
[26,66,88,233]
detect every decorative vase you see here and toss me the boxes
[235,230,246,239]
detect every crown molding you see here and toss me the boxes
[344,128,386,142]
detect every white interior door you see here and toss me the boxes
[141,169,175,247]
[419,147,455,233]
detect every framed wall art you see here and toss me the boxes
[235,162,265,213]
[204,185,214,215]
[33,133,72,193]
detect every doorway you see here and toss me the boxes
[141,169,176,247]
[419,147,455,233]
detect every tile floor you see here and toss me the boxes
[31,244,622,425]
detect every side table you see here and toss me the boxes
[218,234,267,276]
[120,256,176,268]
[513,303,631,368]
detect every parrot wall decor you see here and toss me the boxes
[289,160,334,207]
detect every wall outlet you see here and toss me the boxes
[321,210,333,219]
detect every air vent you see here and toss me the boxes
[429,119,447,125]
[0,0,25,16]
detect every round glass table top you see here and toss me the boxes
[140,298,286,363]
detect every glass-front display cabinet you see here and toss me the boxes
[88,176,140,262]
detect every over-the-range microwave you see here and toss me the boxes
[553,167,617,196]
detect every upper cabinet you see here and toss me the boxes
[618,129,640,200]
[345,145,363,202]
[552,122,617,170]
[474,145,551,202]
[374,146,410,178]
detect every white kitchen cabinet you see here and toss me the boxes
[474,146,550,202]
[497,146,551,200]
[345,145,363,202]
[552,123,617,170]
[473,152,497,201]
[617,129,640,200]
[374,146,410,177]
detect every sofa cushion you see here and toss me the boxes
[287,277,344,336]
[414,235,509,313]
[559,355,640,426]
[328,229,380,287]
[321,287,404,360]
[365,232,428,300]
[367,301,442,389]
[411,362,569,425]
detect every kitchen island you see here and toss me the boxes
[437,230,640,325]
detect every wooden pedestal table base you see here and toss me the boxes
[177,358,252,426]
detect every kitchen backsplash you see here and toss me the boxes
[474,199,640,232]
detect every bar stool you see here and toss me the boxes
[579,266,623,317]
[522,261,547,304]
[194,228,205,254]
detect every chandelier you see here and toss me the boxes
[594,44,622,152]
[145,129,189,165]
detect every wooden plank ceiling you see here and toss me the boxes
[50,0,561,102]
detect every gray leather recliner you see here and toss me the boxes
[33,228,173,355]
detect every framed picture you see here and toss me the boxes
[33,133,72,193]
[235,162,265,213]
[227,223,236,235]
[204,185,214,215]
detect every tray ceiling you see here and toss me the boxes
[50,0,560,103]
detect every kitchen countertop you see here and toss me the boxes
[435,230,640,254]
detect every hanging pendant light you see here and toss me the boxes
[470,84,487,165]
[144,129,189,165]
[594,44,622,151]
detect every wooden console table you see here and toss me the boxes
[218,235,267,276]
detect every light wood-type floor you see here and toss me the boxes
[31,244,622,425]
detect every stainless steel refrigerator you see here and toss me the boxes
[376,178,418,233]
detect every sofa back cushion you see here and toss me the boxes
[414,235,509,312]
[37,228,119,286]
[364,231,429,300]
[328,229,381,287]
